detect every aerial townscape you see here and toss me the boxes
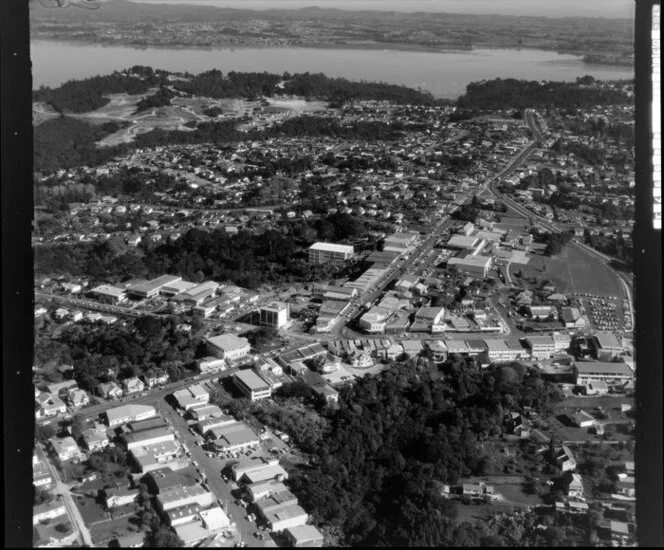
[28,2,637,549]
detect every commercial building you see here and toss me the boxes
[262,503,309,532]
[127,275,182,300]
[284,525,325,547]
[259,302,290,329]
[206,333,251,361]
[124,426,175,451]
[524,335,556,359]
[208,421,259,453]
[410,306,445,333]
[308,242,354,264]
[130,441,183,473]
[446,235,483,253]
[173,385,210,411]
[160,279,199,297]
[231,457,284,483]
[447,255,492,278]
[358,307,391,334]
[233,370,272,401]
[156,484,215,512]
[175,281,219,306]
[594,332,623,360]
[246,481,288,503]
[312,284,358,302]
[575,361,633,385]
[90,284,127,304]
[383,231,419,253]
[484,338,525,362]
[105,404,156,428]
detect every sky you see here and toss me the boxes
[127,0,634,19]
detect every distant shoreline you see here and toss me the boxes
[30,37,633,68]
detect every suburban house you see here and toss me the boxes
[555,445,577,472]
[104,485,139,508]
[49,436,84,463]
[35,393,67,420]
[122,377,145,395]
[67,388,90,408]
[567,473,585,499]
[82,424,110,452]
[33,500,67,526]
[98,381,123,400]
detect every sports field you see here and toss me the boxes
[509,245,622,297]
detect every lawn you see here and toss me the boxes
[75,495,108,525]
[510,245,622,297]
[90,515,140,545]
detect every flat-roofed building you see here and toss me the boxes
[200,506,231,531]
[167,503,203,526]
[49,436,84,463]
[575,361,633,385]
[358,306,391,334]
[156,484,215,512]
[106,404,156,428]
[594,332,623,360]
[206,333,251,361]
[411,306,446,333]
[161,279,198,297]
[308,242,354,264]
[483,338,524,362]
[175,281,219,306]
[231,457,282,483]
[233,370,271,401]
[552,332,572,353]
[383,231,418,253]
[124,426,175,450]
[130,440,182,473]
[344,267,388,292]
[192,296,230,318]
[246,480,288,503]
[263,503,308,532]
[446,235,481,251]
[365,250,401,265]
[208,421,259,453]
[173,385,209,411]
[524,335,556,359]
[447,255,492,278]
[189,405,224,422]
[284,525,325,547]
[90,284,127,304]
[260,302,290,329]
[312,284,358,302]
[127,275,182,300]
[197,415,236,436]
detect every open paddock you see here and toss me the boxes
[509,245,622,297]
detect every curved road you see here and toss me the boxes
[485,110,634,325]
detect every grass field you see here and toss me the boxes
[90,515,140,546]
[509,245,622,297]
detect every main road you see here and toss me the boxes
[486,110,634,323]
[39,443,94,547]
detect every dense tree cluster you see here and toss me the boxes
[34,316,198,393]
[456,78,632,110]
[134,86,176,113]
[281,72,440,105]
[283,358,562,546]
[33,68,167,113]
[34,211,368,286]
[173,69,283,99]
[34,117,129,173]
